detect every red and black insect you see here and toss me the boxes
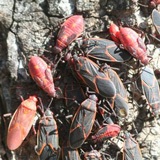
[123,132,143,160]
[54,15,84,53]
[152,9,160,35]
[81,38,132,63]
[7,96,38,150]
[140,66,160,116]
[35,99,60,160]
[103,64,129,117]
[69,95,97,149]
[92,124,120,142]
[28,56,56,97]
[64,82,86,107]
[70,55,116,98]
[61,146,81,160]
[109,23,149,65]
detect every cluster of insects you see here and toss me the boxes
[3,8,160,160]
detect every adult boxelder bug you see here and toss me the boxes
[103,65,129,117]
[35,99,60,160]
[123,132,143,160]
[69,95,97,149]
[54,15,84,53]
[28,56,56,97]
[109,23,149,65]
[92,124,120,142]
[70,55,116,98]
[81,38,132,63]
[7,96,38,150]
[61,146,81,160]
[140,65,160,116]
[64,82,86,107]
[152,9,160,35]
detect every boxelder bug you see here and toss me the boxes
[103,64,129,117]
[69,95,97,149]
[64,82,86,107]
[35,99,60,160]
[54,15,84,53]
[28,56,56,97]
[70,55,116,98]
[140,65,160,116]
[81,38,132,63]
[61,146,81,160]
[7,96,38,150]
[109,23,149,65]
[123,132,143,160]
[92,124,120,142]
[152,9,160,35]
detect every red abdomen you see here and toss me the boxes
[28,56,56,97]
[119,27,149,65]
[7,96,37,150]
[54,15,84,53]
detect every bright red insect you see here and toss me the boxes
[7,96,38,150]
[92,124,121,142]
[109,23,149,65]
[28,56,56,97]
[54,15,84,53]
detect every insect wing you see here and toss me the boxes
[108,67,128,98]
[106,67,129,117]
[152,9,160,35]
[72,56,116,98]
[113,95,129,117]
[62,146,81,160]
[123,133,142,160]
[141,66,160,115]
[39,145,59,160]
[69,98,97,149]
[82,38,132,62]
[7,100,37,150]
[35,109,59,155]
[64,83,86,107]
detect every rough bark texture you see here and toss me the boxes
[0,0,160,160]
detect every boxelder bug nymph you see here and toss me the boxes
[70,55,116,98]
[103,65,129,117]
[92,124,120,142]
[35,99,60,160]
[61,146,81,160]
[123,132,143,160]
[69,95,97,149]
[81,38,132,63]
[140,65,160,116]
[7,96,38,150]
[152,9,160,35]
[109,23,149,65]
[84,149,102,160]
[28,56,56,97]
[54,15,84,53]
